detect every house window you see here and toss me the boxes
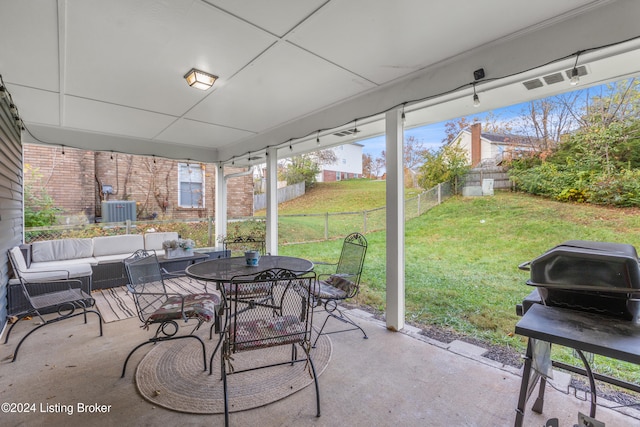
[178,163,204,208]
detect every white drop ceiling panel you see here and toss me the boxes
[156,118,255,147]
[64,96,176,139]
[185,41,376,134]
[64,0,276,116]
[206,0,328,37]
[287,0,596,85]
[0,0,59,90]
[6,85,60,127]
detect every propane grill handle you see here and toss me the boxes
[518,261,531,271]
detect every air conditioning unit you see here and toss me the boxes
[102,200,136,223]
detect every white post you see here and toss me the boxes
[385,108,405,331]
[214,164,226,248]
[265,147,278,255]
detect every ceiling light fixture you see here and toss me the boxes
[184,68,218,90]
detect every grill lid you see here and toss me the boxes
[520,240,640,320]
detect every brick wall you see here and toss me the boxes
[24,145,253,222]
[24,145,95,222]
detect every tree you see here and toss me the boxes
[362,153,374,178]
[512,92,580,154]
[403,135,428,170]
[417,141,470,193]
[280,149,337,189]
[509,77,640,207]
[370,155,385,179]
[443,117,473,144]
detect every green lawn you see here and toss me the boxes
[278,189,640,383]
[258,179,422,215]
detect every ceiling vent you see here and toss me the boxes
[523,79,544,90]
[522,65,589,90]
[333,128,358,137]
[543,72,564,85]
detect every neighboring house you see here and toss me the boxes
[451,123,541,167]
[317,143,363,182]
[24,144,253,223]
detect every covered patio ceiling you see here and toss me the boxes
[2,1,640,166]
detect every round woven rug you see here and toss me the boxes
[135,334,332,414]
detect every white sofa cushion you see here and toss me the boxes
[144,232,179,251]
[31,238,93,262]
[10,246,92,282]
[9,246,28,271]
[20,263,93,281]
[31,258,97,268]
[93,253,139,264]
[93,235,144,257]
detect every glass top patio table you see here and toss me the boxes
[185,255,314,283]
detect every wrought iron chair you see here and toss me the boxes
[212,268,320,426]
[5,247,103,362]
[222,235,266,257]
[120,249,222,377]
[311,232,368,347]
[219,235,273,308]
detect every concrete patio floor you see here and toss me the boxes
[1,308,638,427]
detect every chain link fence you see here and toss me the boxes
[25,183,453,245]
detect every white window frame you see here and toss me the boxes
[178,163,205,208]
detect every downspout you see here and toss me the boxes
[215,166,254,245]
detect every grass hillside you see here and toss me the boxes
[279,190,640,382]
[259,179,422,214]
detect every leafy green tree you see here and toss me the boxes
[279,148,339,190]
[417,141,470,193]
[509,77,640,207]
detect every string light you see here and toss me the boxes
[316,131,321,145]
[401,104,406,125]
[61,145,65,155]
[570,52,581,86]
[472,83,480,107]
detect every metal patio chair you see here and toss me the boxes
[310,232,368,347]
[5,247,103,362]
[212,268,320,427]
[120,249,222,377]
[222,235,266,257]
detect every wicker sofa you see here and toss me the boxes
[7,232,179,315]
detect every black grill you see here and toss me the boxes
[520,240,640,321]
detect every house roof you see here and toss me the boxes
[481,132,540,147]
[1,1,640,165]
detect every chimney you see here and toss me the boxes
[470,123,481,167]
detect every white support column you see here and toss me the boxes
[214,164,227,247]
[265,147,278,255]
[385,108,405,331]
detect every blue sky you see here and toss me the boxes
[359,103,526,159]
